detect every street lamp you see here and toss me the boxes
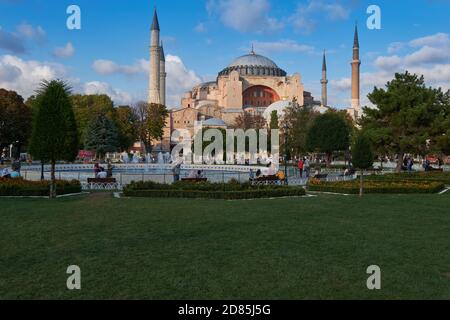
[283,122,289,186]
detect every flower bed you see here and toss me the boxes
[0,178,82,197]
[124,180,306,199]
[307,178,445,194]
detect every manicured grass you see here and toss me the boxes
[1,192,450,299]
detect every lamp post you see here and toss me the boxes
[283,122,289,186]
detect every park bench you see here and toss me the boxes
[86,178,120,190]
[181,178,208,183]
[251,175,281,186]
[313,174,328,180]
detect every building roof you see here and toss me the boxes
[218,51,287,77]
[228,53,278,69]
[202,118,227,127]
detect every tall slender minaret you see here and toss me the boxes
[149,8,161,104]
[159,41,166,106]
[351,24,361,115]
[321,50,328,107]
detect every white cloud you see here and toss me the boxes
[16,23,46,43]
[289,0,351,34]
[166,54,203,108]
[206,0,283,33]
[0,54,66,98]
[83,81,133,105]
[52,42,75,59]
[194,23,207,33]
[330,32,450,108]
[92,59,147,76]
[91,55,203,108]
[252,39,316,54]
[409,33,450,48]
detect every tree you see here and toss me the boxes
[114,106,138,151]
[306,111,351,165]
[29,80,79,198]
[0,89,32,158]
[84,114,119,159]
[361,72,450,171]
[234,112,266,130]
[133,101,168,153]
[71,94,115,147]
[269,110,279,130]
[352,133,374,197]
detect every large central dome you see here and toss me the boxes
[228,53,278,69]
[218,51,287,77]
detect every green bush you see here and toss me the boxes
[125,188,306,200]
[365,172,450,184]
[0,178,81,197]
[123,180,306,199]
[307,179,445,194]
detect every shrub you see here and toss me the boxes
[307,178,445,194]
[123,180,306,199]
[0,178,81,197]
[365,172,450,184]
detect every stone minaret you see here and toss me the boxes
[321,51,328,107]
[148,9,161,104]
[159,41,166,106]
[351,24,361,114]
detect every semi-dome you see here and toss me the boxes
[218,50,287,77]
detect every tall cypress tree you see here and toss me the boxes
[352,133,374,197]
[29,80,78,198]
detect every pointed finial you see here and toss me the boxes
[353,22,359,48]
[250,44,255,55]
[322,50,327,71]
[151,7,160,31]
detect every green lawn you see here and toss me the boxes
[1,191,450,300]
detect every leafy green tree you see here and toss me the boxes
[71,94,115,146]
[0,89,32,158]
[284,102,318,158]
[361,72,450,171]
[29,80,79,198]
[352,133,374,197]
[114,106,139,151]
[84,114,119,160]
[234,112,266,130]
[133,101,168,153]
[269,110,279,130]
[306,111,351,165]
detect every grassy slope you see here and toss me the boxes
[1,192,450,300]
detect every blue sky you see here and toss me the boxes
[1,0,450,109]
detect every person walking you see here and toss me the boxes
[172,163,181,182]
[304,157,311,178]
[298,158,305,178]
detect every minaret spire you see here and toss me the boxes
[149,7,161,104]
[321,50,328,107]
[159,41,166,106]
[351,23,361,117]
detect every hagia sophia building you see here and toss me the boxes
[147,10,361,151]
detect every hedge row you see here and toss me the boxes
[307,179,445,194]
[124,188,306,200]
[365,172,450,184]
[125,180,292,192]
[0,178,82,197]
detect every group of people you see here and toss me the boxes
[93,162,113,179]
[297,158,311,179]
[1,161,21,179]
